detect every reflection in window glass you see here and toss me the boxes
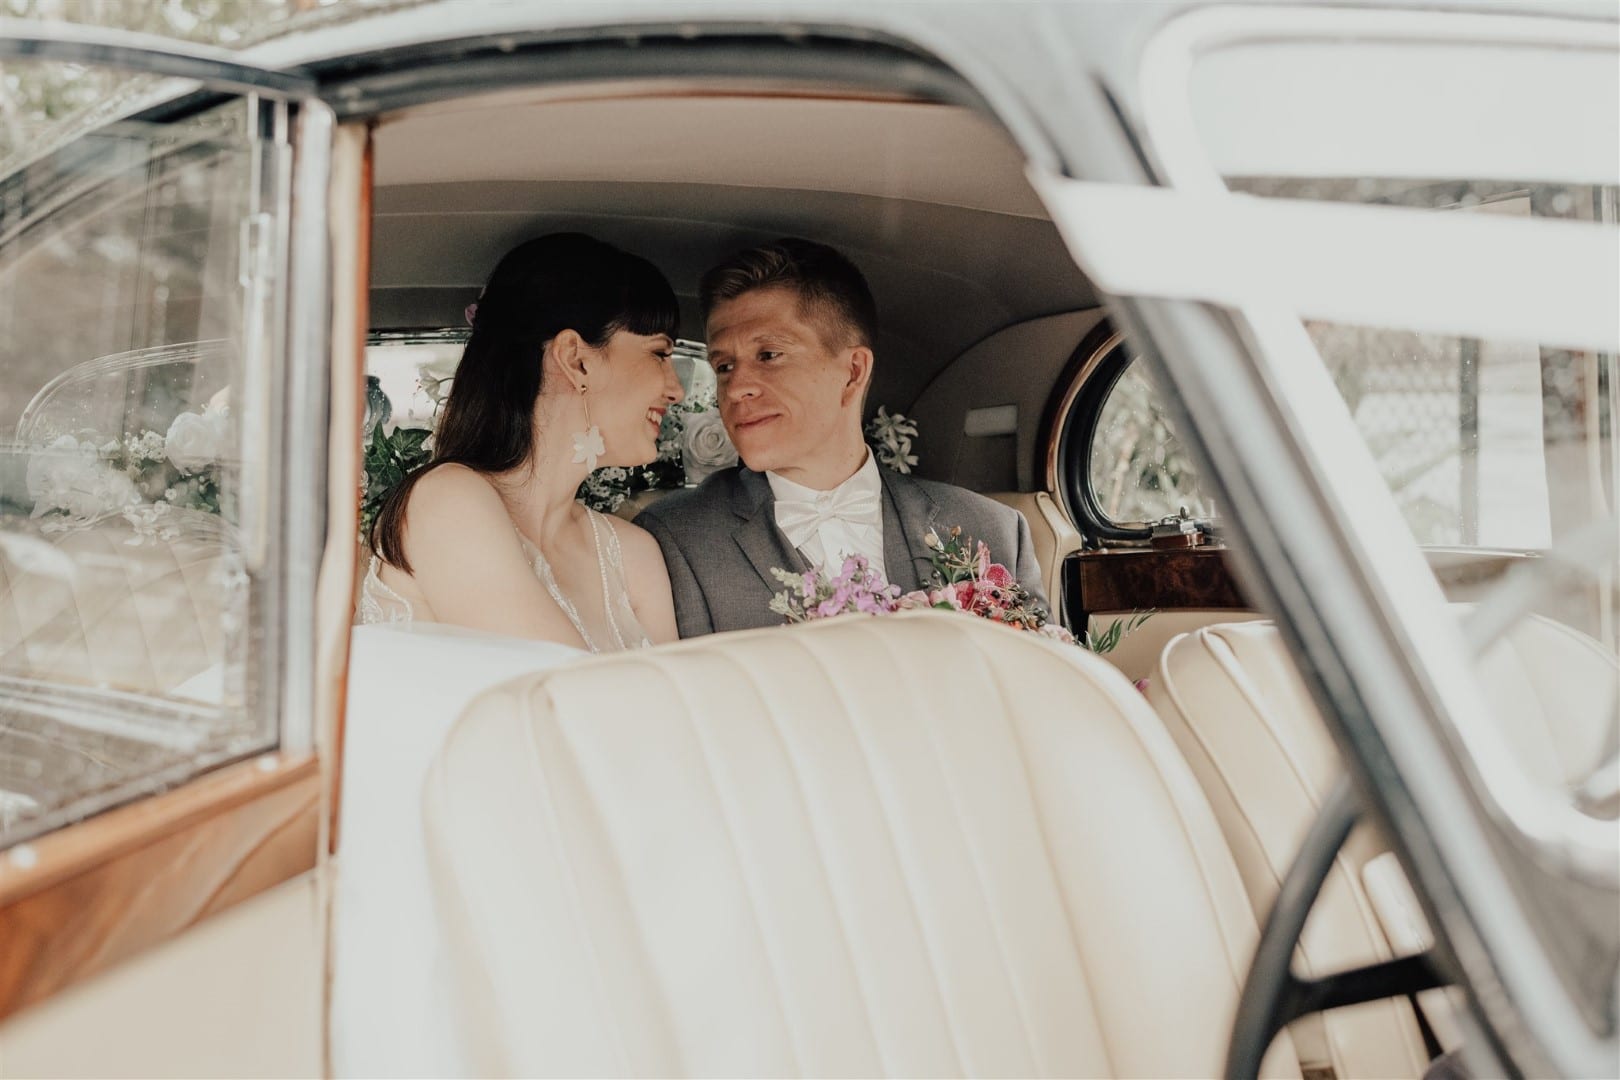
[1089,359,1214,525]
[1230,177,1616,543]
[366,334,466,433]
[1306,322,1560,548]
[0,91,278,846]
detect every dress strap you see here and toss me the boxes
[582,509,629,652]
[359,553,414,624]
[591,508,628,579]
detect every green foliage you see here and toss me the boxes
[1082,608,1154,655]
[360,423,431,539]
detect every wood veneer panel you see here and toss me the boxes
[0,753,318,1021]
[1064,546,1249,625]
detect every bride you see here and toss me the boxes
[358,232,684,650]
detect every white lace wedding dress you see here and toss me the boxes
[355,504,652,652]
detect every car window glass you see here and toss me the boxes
[366,333,465,432]
[0,84,281,846]
[1089,358,1214,526]
[1228,179,1617,643]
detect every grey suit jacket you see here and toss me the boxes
[636,465,1048,638]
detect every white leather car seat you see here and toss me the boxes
[1149,614,1619,1079]
[424,611,1301,1078]
[985,490,1082,614]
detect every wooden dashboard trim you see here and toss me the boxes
[1064,545,1250,627]
[0,752,319,1022]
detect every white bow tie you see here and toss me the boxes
[773,486,882,550]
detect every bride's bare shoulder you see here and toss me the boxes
[403,464,508,532]
[602,516,669,582]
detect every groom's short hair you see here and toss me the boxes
[700,238,878,351]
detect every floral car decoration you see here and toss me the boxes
[24,402,236,540]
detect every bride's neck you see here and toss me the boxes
[499,393,594,544]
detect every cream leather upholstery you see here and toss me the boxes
[986,491,1082,615]
[1149,615,1619,1078]
[1091,608,1263,685]
[425,611,1300,1078]
[0,520,230,695]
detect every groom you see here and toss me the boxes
[636,238,1045,638]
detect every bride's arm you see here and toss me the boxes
[399,465,589,648]
[611,518,680,645]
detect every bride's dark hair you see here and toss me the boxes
[370,232,678,571]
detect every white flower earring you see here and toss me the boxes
[570,383,605,471]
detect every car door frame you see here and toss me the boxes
[1026,4,1618,1076]
[0,18,336,1027]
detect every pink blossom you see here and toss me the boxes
[984,563,1014,588]
[815,594,847,618]
[853,591,889,615]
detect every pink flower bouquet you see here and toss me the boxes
[769,526,1076,646]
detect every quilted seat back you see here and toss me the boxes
[424,611,1299,1078]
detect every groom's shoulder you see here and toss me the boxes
[633,467,745,535]
[904,473,1017,521]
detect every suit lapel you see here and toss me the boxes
[880,469,940,593]
[731,468,808,594]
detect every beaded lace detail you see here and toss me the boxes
[520,509,650,652]
[355,506,651,653]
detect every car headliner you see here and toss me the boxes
[369,92,1093,411]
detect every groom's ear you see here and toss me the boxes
[550,329,591,390]
[841,345,874,406]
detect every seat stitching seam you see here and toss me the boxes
[1174,631,1299,896]
[1076,634,1259,1012]
[662,648,810,1075]
[518,685,640,1076]
[884,624,1050,1076]
[715,639,892,1074]
[1201,630,1422,1073]
[1212,629,1330,801]
[978,633,1119,1077]
[811,620,971,1076]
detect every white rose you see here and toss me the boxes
[165,407,230,474]
[683,410,738,470]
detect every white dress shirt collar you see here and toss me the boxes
[766,448,880,507]
[767,450,887,580]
